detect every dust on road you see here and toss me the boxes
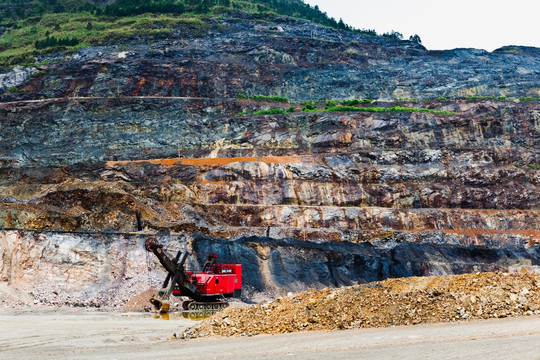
[0,309,196,359]
[0,308,539,360]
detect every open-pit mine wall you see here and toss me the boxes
[1,230,539,308]
[0,14,539,306]
[0,98,538,306]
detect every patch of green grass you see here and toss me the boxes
[324,100,337,109]
[465,96,515,101]
[528,164,540,170]
[325,105,457,114]
[0,12,207,67]
[253,104,458,115]
[32,58,53,66]
[249,95,289,102]
[519,96,540,102]
[301,101,316,111]
[340,98,372,106]
[254,108,286,115]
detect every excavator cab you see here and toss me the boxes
[202,253,218,273]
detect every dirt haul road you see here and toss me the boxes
[0,310,539,360]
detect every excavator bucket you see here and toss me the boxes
[150,288,170,313]
[150,294,170,313]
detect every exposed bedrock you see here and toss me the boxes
[2,15,540,102]
[0,101,537,250]
[0,99,538,166]
[1,230,539,307]
[0,13,539,303]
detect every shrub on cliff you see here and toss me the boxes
[519,96,540,102]
[409,34,422,44]
[340,98,372,106]
[325,100,337,109]
[301,101,316,111]
[250,95,289,102]
[383,30,403,41]
[35,35,79,49]
[254,108,285,115]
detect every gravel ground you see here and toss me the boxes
[190,272,540,337]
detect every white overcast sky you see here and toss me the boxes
[303,0,540,51]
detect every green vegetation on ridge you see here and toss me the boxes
[251,106,458,115]
[0,0,393,67]
[0,0,377,34]
[238,93,289,102]
[248,96,459,115]
[0,11,205,66]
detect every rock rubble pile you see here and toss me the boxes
[189,272,540,338]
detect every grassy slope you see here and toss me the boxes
[0,0,375,68]
[0,12,207,66]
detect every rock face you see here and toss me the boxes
[1,230,539,308]
[0,66,36,93]
[0,13,539,306]
[0,100,537,248]
[2,15,540,102]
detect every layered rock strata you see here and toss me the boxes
[0,13,538,305]
[0,100,537,246]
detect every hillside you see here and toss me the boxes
[0,0,379,67]
[0,1,539,308]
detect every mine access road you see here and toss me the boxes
[0,310,539,359]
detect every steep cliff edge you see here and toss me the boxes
[0,11,539,307]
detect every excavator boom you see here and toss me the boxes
[145,238,201,302]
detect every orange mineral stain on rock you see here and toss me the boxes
[107,156,306,167]
[201,179,226,185]
[180,157,258,166]
[180,156,305,166]
[260,155,305,164]
[106,158,180,167]
[133,78,146,96]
